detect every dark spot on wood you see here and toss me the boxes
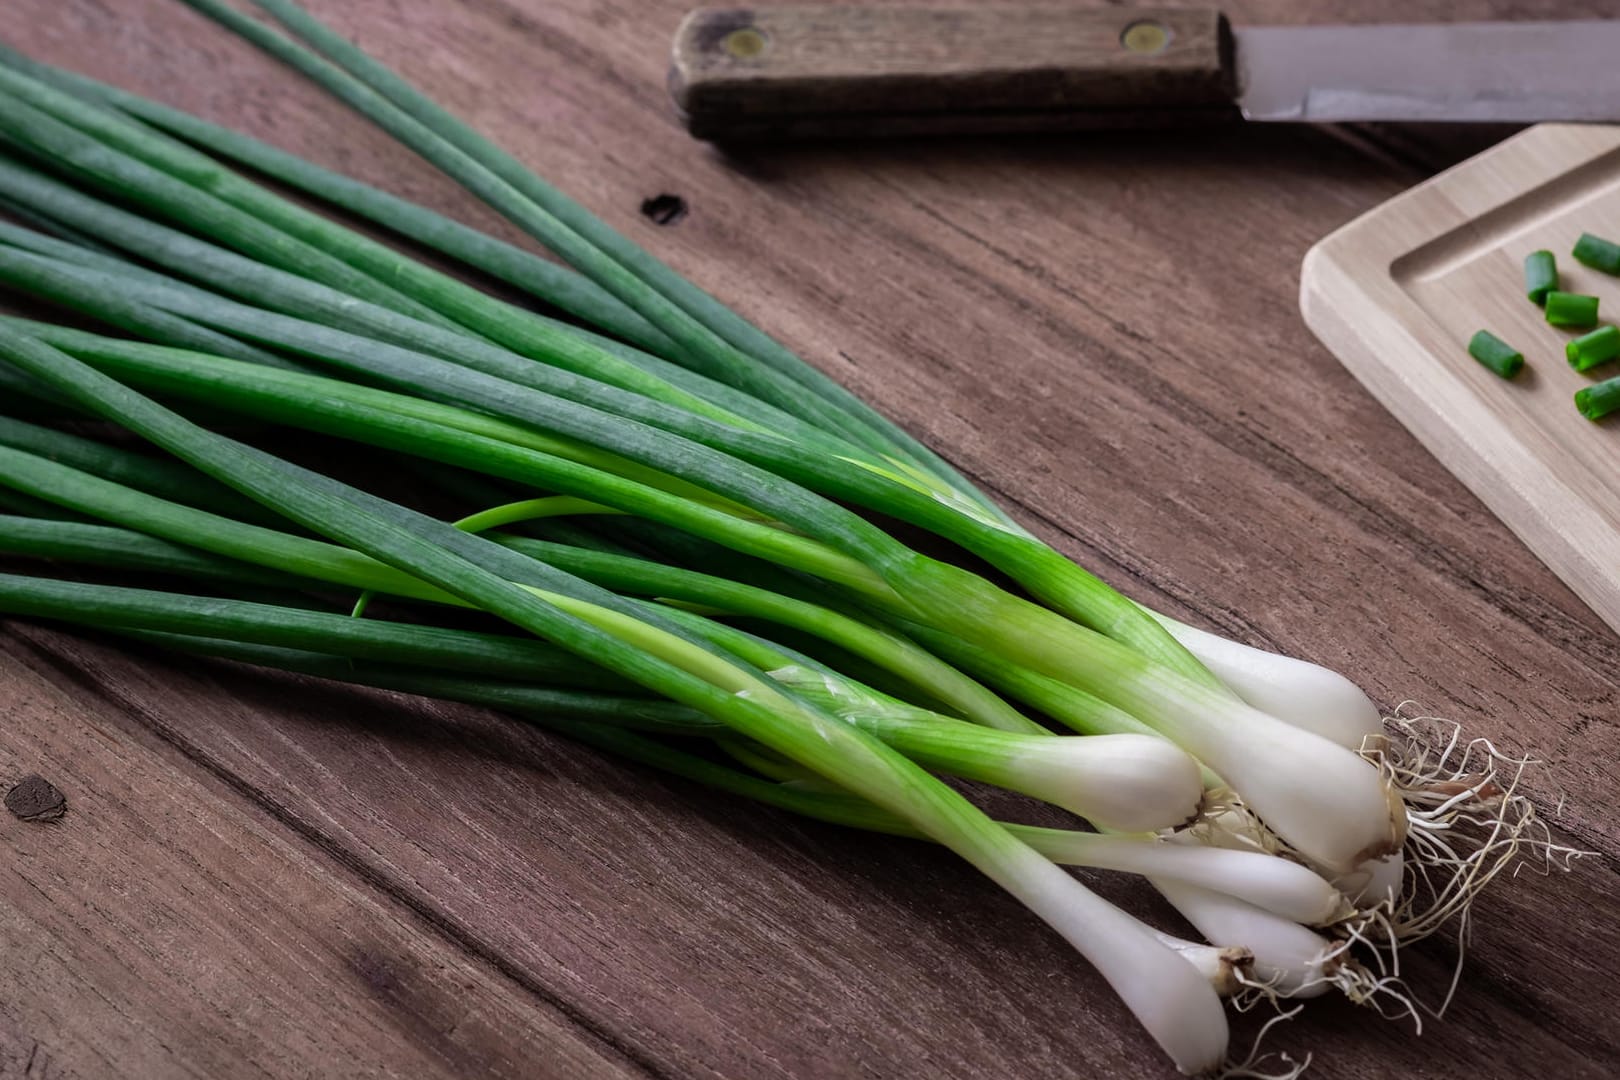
[5,775,66,823]
[347,949,401,998]
[639,193,688,226]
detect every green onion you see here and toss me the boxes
[1466,330,1524,379]
[1565,325,1620,373]
[1524,249,1558,304]
[0,13,1559,1070]
[1545,291,1600,328]
[0,322,1237,1075]
[1575,377,1620,420]
[1572,232,1620,274]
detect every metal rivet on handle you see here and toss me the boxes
[720,27,770,60]
[1120,20,1172,55]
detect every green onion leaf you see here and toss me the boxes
[1575,376,1620,420]
[1565,325,1620,373]
[1572,232,1620,274]
[1524,249,1558,305]
[1466,330,1524,379]
[1545,291,1600,328]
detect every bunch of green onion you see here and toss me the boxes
[0,2,1562,1074]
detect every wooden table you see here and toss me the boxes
[3,2,1616,1078]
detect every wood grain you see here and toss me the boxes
[1,1,1618,1078]
[670,5,1237,138]
[0,634,638,1080]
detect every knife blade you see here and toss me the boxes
[1237,21,1620,123]
[668,6,1620,139]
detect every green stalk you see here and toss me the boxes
[6,246,1218,764]
[0,435,776,680]
[0,234,1223,687]
[1,307,1220,738]
[0,338,843,687]
[171,0,949,475]
[0,415,1021,737]
[0,220,917,498]
[0,188,119,254]
[0,323,829,704]
[0,490,87,521]
[0,213,302,370]
[637,608,1204,834]
[4,382,1384,874]
[0,308,761,520]
[0,413,282,525]
[0,150,779,438]
[0,44,679,357]
[0,445,457,604]
[0,573,1295,918]
[157,0,1234,683]
[0,513,300,586]
[547,518,1168,732]
[0,274,934,581]
[63,612,1240,904]
[233,0,1019,526]
[346,494,624,618]
[0,163,909,476]
[572,516,1182,757]
[0,560,1197,865]
[495,535,1038,733]
[7,292,1219,768]
[0,54,941,474]
[0,361,76,415]
[0,567,629,689]
[896,619,1163,739]
[455,497,619,532]
[0,177,1222,690]
[2,317,888,593]
[129,630,723,734]
[0,81,456,331]
[0,58,698,385]
[0,173,886,467]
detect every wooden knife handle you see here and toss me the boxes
[669,6,1237,140]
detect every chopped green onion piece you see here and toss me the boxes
[1524,250,1558,304]
[1572,232,1620,274]
[1575,377,1620,420]
[1466,330,1524,379]
[1545,291,1600,328]
[1565,325,1620,372]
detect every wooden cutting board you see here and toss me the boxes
[1302,123,1620,638]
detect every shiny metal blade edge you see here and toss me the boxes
[1237,21,1620,123]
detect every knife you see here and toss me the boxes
[668,6,1620,140]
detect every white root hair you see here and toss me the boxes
[1212,1005,1310,1080]
[1173,698,1590,1074]
[1364,704,1590,949]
